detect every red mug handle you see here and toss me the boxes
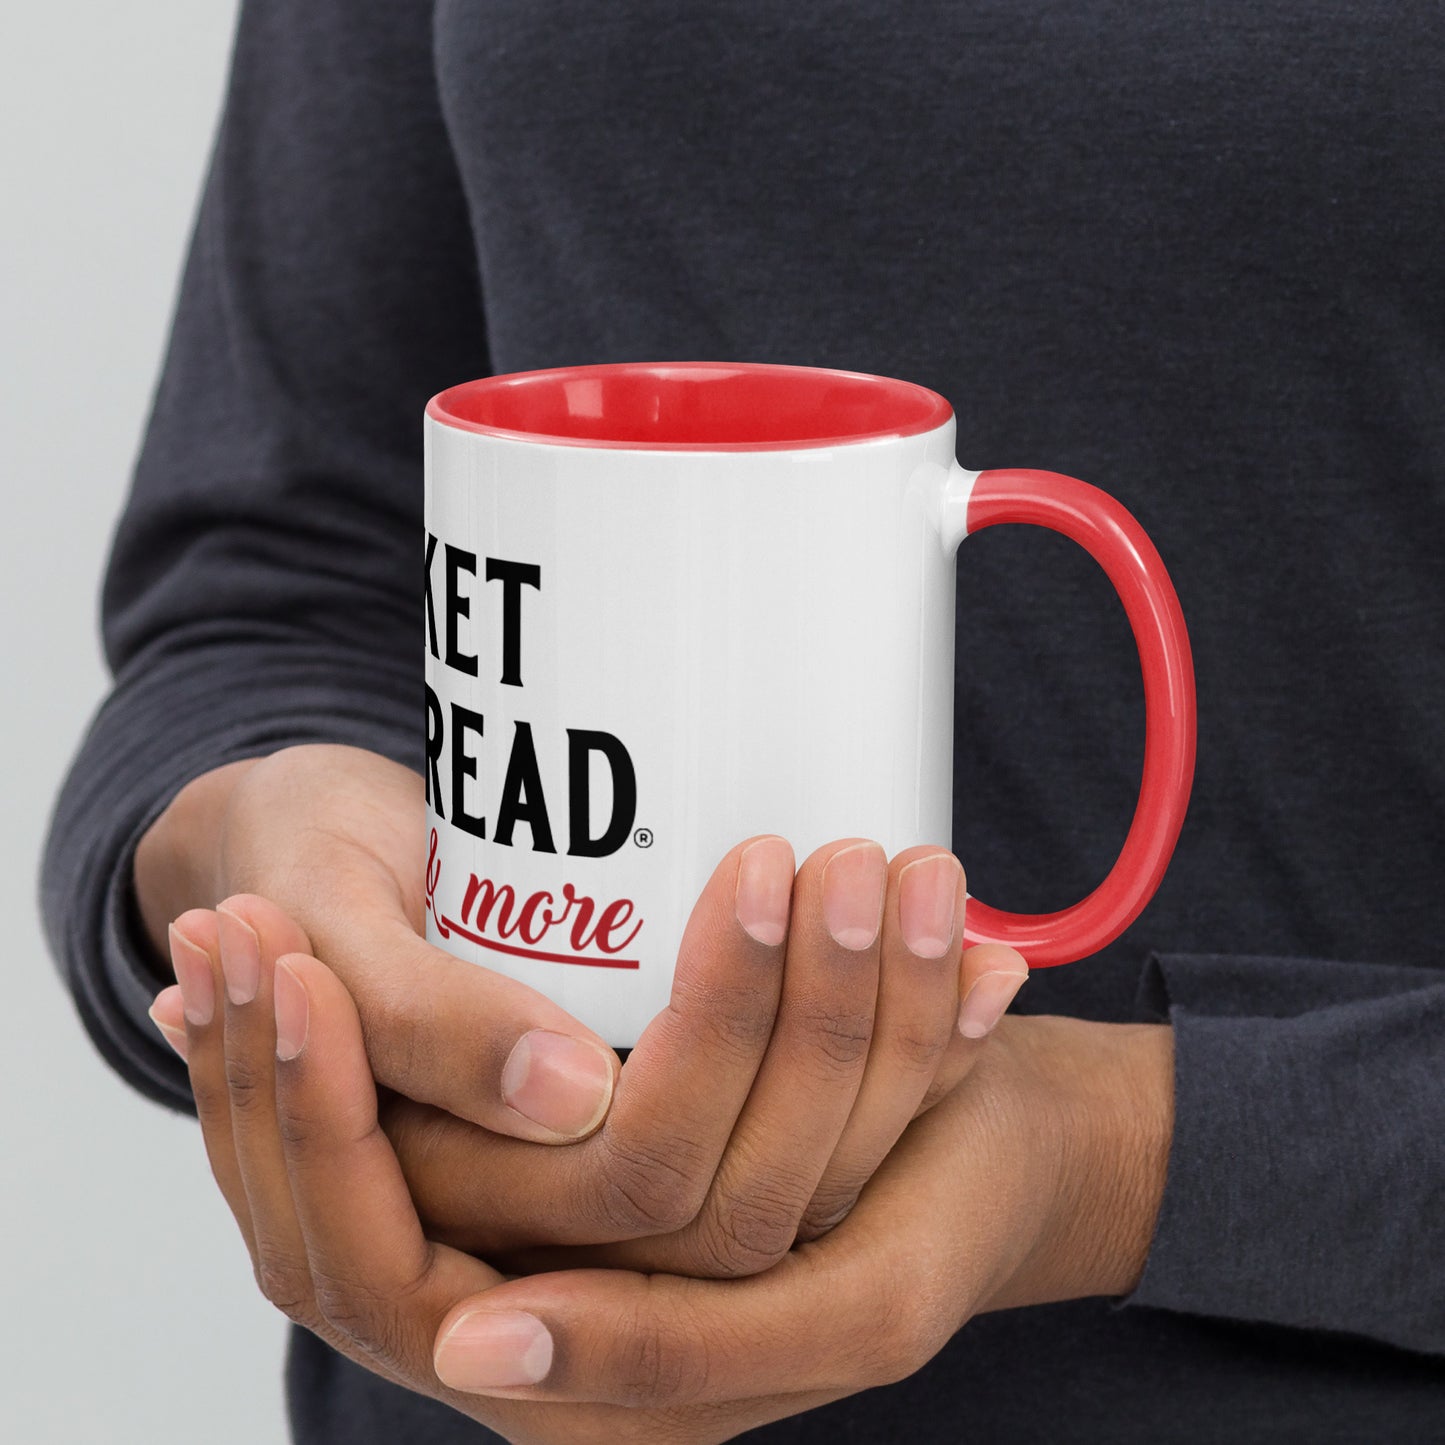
[952,467,1196,966]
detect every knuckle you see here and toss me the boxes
[223,1052,273,1115]
[667,976,776,1059]
[795,1188,861,1243]
[887,1015,954,1075]
[279,1105,383,1160]
[793,1002,874,1074]
[191,1076,233,1136]
[311,1278,384,1351]
[309,1263,420,1361]
[255,1255,319,1328]
[691,1188,799,1277]
[275,1103,329,1155]
[865,1263,954,1385]
[597,1133,710,1235]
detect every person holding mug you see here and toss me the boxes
[43,1,1445,1442]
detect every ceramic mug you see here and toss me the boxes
[423,361,1195,1046]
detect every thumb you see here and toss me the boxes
[237,891,620,1145]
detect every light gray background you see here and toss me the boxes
[0,6,291,1441]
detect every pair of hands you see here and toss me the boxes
[139,744,1028,1272]
[140,745,1172,1442]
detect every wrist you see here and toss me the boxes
[133,758,260,960]
[983,1014,1174,1311]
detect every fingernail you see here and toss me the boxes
[169,924,215,1026]
[502,1031,615,1138]
[958,971,1027,1038]
[898,854,961,958]
[217,906,261,1005]
[735,836,793,946]
[148,985,189,1061]
[821,842,887,951]
[434,1309,553,1392]
[274,960,309,1061]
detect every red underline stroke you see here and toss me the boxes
[438,914,641,969]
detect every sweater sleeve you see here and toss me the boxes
[39,0,486,1111]
[1118,951,1445,1357]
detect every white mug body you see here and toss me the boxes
[422,362,1197,1045]
[423,403,965,1046]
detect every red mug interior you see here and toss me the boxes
[427,361,953,451]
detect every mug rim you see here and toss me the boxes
[426,361,953,452]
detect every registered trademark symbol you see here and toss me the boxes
[634,827,654,848]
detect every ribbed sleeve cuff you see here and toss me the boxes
[40,640,421,1113]
[1118,951,1445,1356]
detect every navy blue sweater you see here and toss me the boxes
[43,2,1445,1439]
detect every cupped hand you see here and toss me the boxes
[136,745,621,1143]
[146,938,1168,1445]
[380,837,1027,1275]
